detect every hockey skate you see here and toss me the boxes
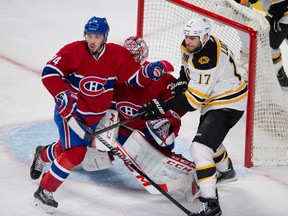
[33,186,58,213]
[217,158,236,184]
[195,197,222,216]
[277,67,288,90]
[30,146,45,180]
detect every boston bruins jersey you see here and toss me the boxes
[181,35,247,115]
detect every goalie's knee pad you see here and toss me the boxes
[123,130,195,192]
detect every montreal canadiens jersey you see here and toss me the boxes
[181,35,247,115]
[42,40,152,126]
[112,73,179,135]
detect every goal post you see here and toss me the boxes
[137,0,288,167]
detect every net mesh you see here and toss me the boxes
[140,0,288,166]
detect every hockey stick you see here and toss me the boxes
[68,112,145,140]
[96,135,196,216]
[76,121,196,216]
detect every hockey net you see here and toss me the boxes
[137,0,288,167]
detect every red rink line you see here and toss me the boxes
[251,168,288,187]
[0,53,40,74]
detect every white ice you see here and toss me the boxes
[0,0,288,215]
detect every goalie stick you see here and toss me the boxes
[67,112,145,140]
[96,135,196,216]
[75,120,197,216]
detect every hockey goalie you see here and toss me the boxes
[81,109,198,203]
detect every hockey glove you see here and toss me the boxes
[139,98,167,120]
[173,66,188,95]
[146,110,181,147]
[266,9,281,33]
[55,90,78,119]
[143,60,174,81]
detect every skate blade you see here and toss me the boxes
[33,198,56,214]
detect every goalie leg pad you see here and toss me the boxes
[81,147,113,171]
[81,109,119,171]
[91,109,119,151]
[122,130,195,191]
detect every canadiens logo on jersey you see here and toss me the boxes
[116,102,140,119]
[79,76,107,97]
[198,56,210,64]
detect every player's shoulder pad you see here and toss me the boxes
[192,35,219,70]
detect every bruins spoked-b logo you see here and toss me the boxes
[198,56,210,64]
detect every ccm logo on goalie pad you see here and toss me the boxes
[166,155,195,173]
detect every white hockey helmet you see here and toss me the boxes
[184,17,211,46]
[123,36,149,65]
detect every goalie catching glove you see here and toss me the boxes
[55,90,78,119]
[146,110,181,148]
[142,60,174,81]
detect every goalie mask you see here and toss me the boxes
[123,36,149,65]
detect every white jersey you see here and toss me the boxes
[182,35,247,115]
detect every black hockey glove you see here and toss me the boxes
[139,98,167,120]
[174,66,188,95]
[266,8,282,33]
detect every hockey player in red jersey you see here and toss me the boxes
[139,17,248,216]
[113,36,196,193]
[113,36,184,150]
[30,16,174,213]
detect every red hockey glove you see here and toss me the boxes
[55,90,78,119]
[159,60,174,73]
[143,60,174,81]
[139,98,167,120]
